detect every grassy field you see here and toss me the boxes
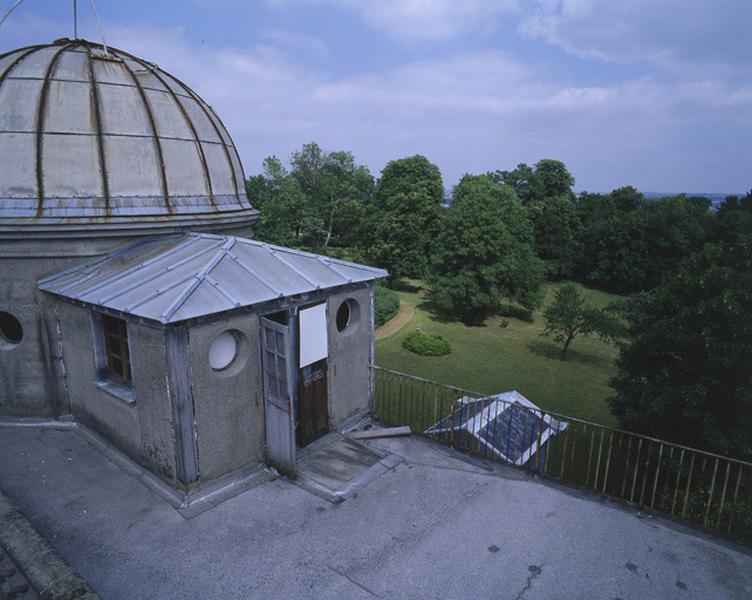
[375,281,624,426]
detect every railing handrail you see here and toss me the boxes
[371,365,752,468]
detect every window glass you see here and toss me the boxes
[336,301,350,332]
[102,314,132,384]
[336,299,360,333]
[209,330,238,370]
[0,312,23,345]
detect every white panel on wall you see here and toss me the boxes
[299,303,328,367]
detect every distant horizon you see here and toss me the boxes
[436,186,746,198]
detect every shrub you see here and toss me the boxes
[402,331,451,356]
[375,284,400,327]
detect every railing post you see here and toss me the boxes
[681,453,696,519]
[715,461,731,531]
[670,449,685,517]
[593,429,605,491]
[727,465,744,534]
[650,444,664,509]
[535,410,543,474]
[601,432,614,495]
[703,458,719,528]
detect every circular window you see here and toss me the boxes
[0,312,23,345]
[209,330,238,370]
[336,299,360,333]
[336,302,350,332]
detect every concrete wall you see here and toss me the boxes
[187,312,265,482]
[0,221,255,419]
[0,237,130,418]
[55,302,178,484]
[185,283,374,482]
[326,285,373,427]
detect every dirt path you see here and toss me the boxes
[376,299,414,340]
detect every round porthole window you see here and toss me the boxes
[209,330,238,371]
[0,311,23,346]
[336,299,360,333]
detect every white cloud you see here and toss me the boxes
[270,0,521,41]
[519,0,752,74]
[260,28,329,59]
[1,17,750,192]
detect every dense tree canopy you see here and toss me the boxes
[246,156,319,247]
[498,160,581,279]
[428,174,544,324]
[610,235,752,459]
[247,143,373,249]
[291,143,374,248]
[365,155,444,280]
[713,190,752,244]
[576,190,712,292]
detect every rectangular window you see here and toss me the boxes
[102,314,132,385]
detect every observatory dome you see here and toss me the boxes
[0,38,257,235]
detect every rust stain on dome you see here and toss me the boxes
[0,39,257,235]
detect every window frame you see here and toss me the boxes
[101,314,133,385]
[91,311,136,404]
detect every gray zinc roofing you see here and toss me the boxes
[37,233,388,324]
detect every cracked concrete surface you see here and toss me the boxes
[0,428,750,599]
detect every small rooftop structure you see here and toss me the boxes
[425,391,567,467]
[38,232,387,323]
[0,35,384,493]
[0,38,256,235]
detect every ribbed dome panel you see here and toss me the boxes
[0,39,256,234]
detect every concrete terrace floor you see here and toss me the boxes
[0,428,750,600]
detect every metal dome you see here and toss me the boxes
[0,38,257,235]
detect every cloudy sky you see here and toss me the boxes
[2,0,750,193]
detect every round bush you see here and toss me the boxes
[374,284,400,327]
[401,331,451,356]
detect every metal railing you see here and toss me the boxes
[372,366,752,544]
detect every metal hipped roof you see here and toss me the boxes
[37,233,388,324]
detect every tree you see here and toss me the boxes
[496,162,534,203]
[541,284,620,358]
[246,157,320,246]
[577,194,649,293]
[498,159,582,279]
[609,235,752,459]
[497,159,574,204]
[529,158,575,200]
[609,186,643,212]
[290,142,374,248]
[427,174,544,324]
[638,195,711,289]
[525,193,583,279]
[577,192,711,293]
[714,190,752,244]
[366,155,444,280]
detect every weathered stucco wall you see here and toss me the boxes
[188,312,265,482]
[55,302,178,483]
[326,285,373,427]
[0,223,254,420]
[0,237,129,418]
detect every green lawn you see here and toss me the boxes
[375,281,623,426]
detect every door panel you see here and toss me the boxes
[261,317,296,477]
[298,358,329,447]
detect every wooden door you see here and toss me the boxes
[261,317,296,477]
[297,358,329,447]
